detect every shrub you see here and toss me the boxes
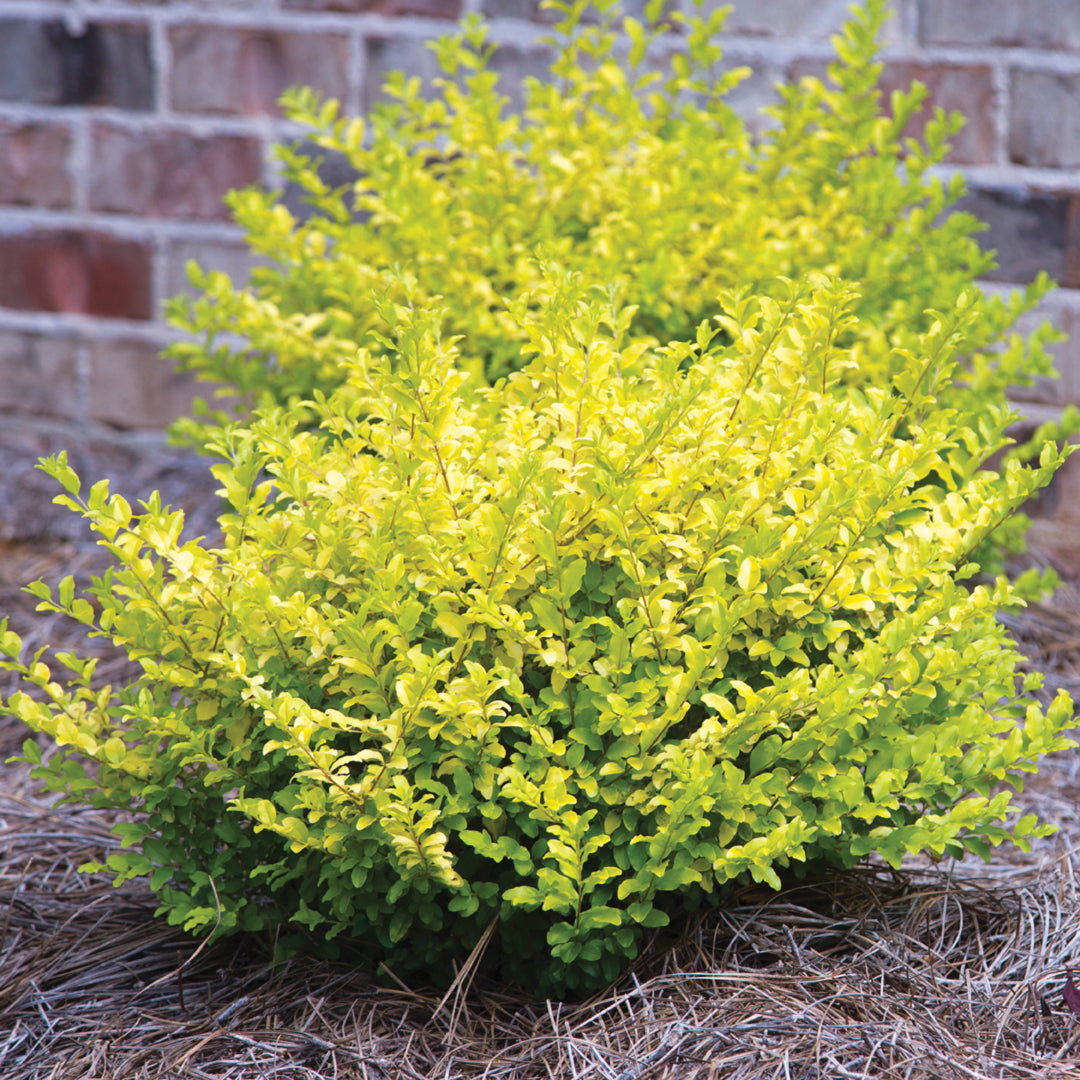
[167,0,1070,536]
[2,0,1077,997]
[2,270,1075,995]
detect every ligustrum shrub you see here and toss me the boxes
[166,0,1072,567]
[2,269,1075,996]
[2,0,1077,996]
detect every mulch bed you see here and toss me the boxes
[5,541,1080,1079]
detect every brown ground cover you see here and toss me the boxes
[4,541,1080,1079]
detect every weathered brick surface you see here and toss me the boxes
[488,43,559,113]
[1010,70,1080,169]
[989,286,1080,414]
[0,20,64,105]
[0,421,86,542]
[0,121,73,209]
[83,23,155,110]
[169,25,350,116]
[126,0,258,6]
[877,62,995,165]
[88,125,263,220]
[478,0,648,21]
[164,239,263,300]
[980,283,1080,558]
[0,230,153,320]
[280,144,364,220]
[0,419,222,542]
[719,61,785,130]
[957,187,1080,290]
[711,0,855,38]
[364,35,554,112]
[479,0,557,19]
[0,332,80,419]
[919,0,1080,51]
[1048,296,1080,407]
[87,338,200,429]
[790,58,995,165]
[1025,448,1080,564]
[284,0,462,15]
[362,36,443,107]
[0,19,153,109]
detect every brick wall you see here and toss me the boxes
[2,0,1079,547]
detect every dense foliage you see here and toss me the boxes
[2,0,1077,997]
[169,0,1065,483]
[4,270,1075,993]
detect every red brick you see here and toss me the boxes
[0,331,80,418]
[284,0,460,14]
[0,230,153,319]
[87,338,199,428]
[88,124,263,220]
[919,0,1080,51]
[169,25,349,116]
[880,61,996,165]
[0,120,73,209]
[790,58,995,166]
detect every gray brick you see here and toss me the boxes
[286,0,461,14]
[480,0,648,22]
[955,186,1076,288]
[1048,292,1080,407]
[480,0,560,19]
[165,239,264,300]
[0,421,82,542]
[363,36,554,114]
[0,331,80,419]
[279,143,364,221]
[0,19,153,110]
[1002,287,1080,407]
[0,20,60,104]
[487,43,558,113]
[87,339,200,429]
[97,23,155,111]
[920,0,1080,51]
[712,60,784,130]
[1010,69,1080,168]
[362,37,442,109]
[0,418,222,542]
[701,0,856,38]
[170,25,348,117]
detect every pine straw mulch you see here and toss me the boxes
[6,543,1080,1078]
